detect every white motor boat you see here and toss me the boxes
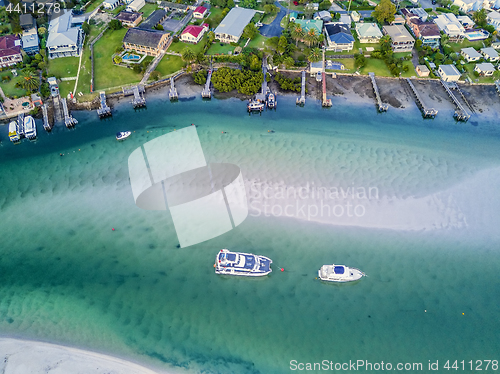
[215,249,272,276]
[24,116,36,140]
[267,93,276,109]
[8,121,20,142]
[318,264,366,282]
[116,131,131,140]
[247,100,265,112]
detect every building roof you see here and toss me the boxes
[104,0,120,5]
[457,15,474,25]
[488,11,500,20]
[289,11,298,19]
[139,9,167,29]
[439,64,460,76]
[434,13,465,35]
[123,28,166,48]
[411,7,428,19]
[127,0,145,10]
[340,14,351,24]
[294,19,323,34]
[481,47,499,57]
[383,24,414,42]
[214,7,256,38]
[19,14,34,28]
[416,22,440,37]
[21,29,39,49]
[182,25,206,38]
[355,22,382,38]
[194,5,207,14]
[416,64,430,72]
[325,23,355,43]
[0,35,21,58]
[47,9,82,48]
[116,11,142,23]
[159,1,189,10]
[461,47,481,58]
[314,10,331,20]
[475,62,495,71]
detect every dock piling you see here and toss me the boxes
[440,80,470,121]
[169,77,178,101]
[61,98,78,128]
[296,71,306,105]
[131,85,146,108]
[405,79,437,118]
[97,91,112,118]
[369,73,388,112]
[42,104,52,131]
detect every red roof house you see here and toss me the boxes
[181,24,209,43]
[193,6,208,19]
[0,35,22,68]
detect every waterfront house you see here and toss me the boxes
[355,22,383,43]
[181,24,209,44]
[115,11,143,27]
[19,14,35,30]
[408,20,441,48]
[21,28,39,55]
[314,11,332,22]
[294,19,323,34]
[214,7,256,43]
[193,6,208,19]
[324,23,355,51]
[457,15,475,29]
[434,14,465,42]
[127,0,145,12]
[487,11,500,31]
[416,64,430,77]
[122,28,170,56]
[461,47,482,62]
[289,12,298,22]
[31,93,43,107]
[0,35,22,68]
[139,9,167,30]
[383,25,415,52]
[474,62,495,75]
[438,64,461,81]
[103,0,122,9]
[480,46,499,61]
[47,10,84,59]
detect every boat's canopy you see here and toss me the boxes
[9,122,17,134]
[334,265,345,275]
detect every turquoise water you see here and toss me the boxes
[0,94,499,373]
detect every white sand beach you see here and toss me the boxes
[0,338,181,374]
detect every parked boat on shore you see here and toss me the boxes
[8,121,20,143]
[318,264,366,283]
[24,116,36,140]
[215,249,272,276]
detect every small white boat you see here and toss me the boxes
[8,121,20,142]
[215,249,272,276]
[116,131,131,140]
[24,116,36,140]
[267,93,276,109]
[318,264,365,283]
[316,71,322,82]
[247,100,265,112]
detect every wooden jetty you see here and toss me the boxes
[202,68,212,99]
[296,70,306,105]
[131,85,146,108]
[61,98,78,127]
[322,72,332,107]
[97,91,112,118]
[169,77,178,101]
[17,113,25,137]
[42,104,52,131]
[369,73,388,112]
[440,80,470,121]
[405,78,437,118]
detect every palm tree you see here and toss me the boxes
[21,69,39,92]
[291,24,304,47]
[308,47,322,63]
[181,48,196,63]
[305,29,318,48]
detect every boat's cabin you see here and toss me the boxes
[333,265,346,275]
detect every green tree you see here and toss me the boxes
[380,35,392,53]
[318,0,331,11]
[277,35,288,55]
[155,24,164,30]
[308,47,321,62]
[21,69,39,92]
[227,0,235,7]
[372,0,396,24]
[207,31,215,44]
[133,64,142,73]
[182,48,196,63]
[284,56,295,68]
[305,29,319,47]
[264,4,277,13]
[109,19,122,30]
[38,27,47,35]
[354,53,366,68]
[82,21,90,35]
[290,23,304,47]
[473,8,487,28]
[243,23,259,40]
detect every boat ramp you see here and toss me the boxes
[61,98,78,128]
[296,70,306,105]
[369,73,388,112]
[405,79,437,118]
[439,80,470,121]
[97,91,112,118]
[169,77,178,101]
[42,104,52,131]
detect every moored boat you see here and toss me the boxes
[24,116,36,140]
[8,121,20,142]
[116,131,131,140]
[215,249,272,276]
[318,264,365,283]
[247,100,265,112]
[267,93,276,109]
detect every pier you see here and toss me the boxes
[97,91,112,118]
[405,79,437,118]
[322,72,332,107]
[61,98,78,127]
[17,113,25,137]
[440,80,470,121]
[131,85,146,108]
[296,70,306,105]
[255,57,268,102]
[42,104,52,131]
[169,77,178,101]
[369,73,388,112]
[201,68,212,99]
[53,96,63,123]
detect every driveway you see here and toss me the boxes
[259,2,286,38]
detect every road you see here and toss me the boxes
[259,2,287,38]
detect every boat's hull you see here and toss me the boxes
[215,250,272,277]
[318,267,365,282]
[116,132,131,140]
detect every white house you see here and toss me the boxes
[487,11,500,31]
[214,7,256,43]
[47,9,84,59]
[180,23,208,43]
[324,23,355,52]
[127,0,145,12]
[453,0,483,13]
[474,62,495,76]
[438,64,461,82]
[355,22,383,43]
[434,13,465,42]
[461,47,482,62]
[103,0,122,10]
[480,47,499,61]
[351,11,361,22]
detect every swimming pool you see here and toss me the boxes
[122,53,141,61]
[465,30,489,41]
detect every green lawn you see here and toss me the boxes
[448,39,485,53]
[326,58,356,73]
[47,56,80,78]
[93,28,143,90]
[168,35,207,54]
[461,62,498,83]
[140,3,159,18]
[247,34,268,49]
[360,58,392,76]
[262,12,278,25]
[207,42,234,55]
[76,43,92,94]
[58,81,75,99]
[0,72,27,98]
[279,14,288,28]
[84,0,105,13]
[154,55,185,78]
[279,1,305,11]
